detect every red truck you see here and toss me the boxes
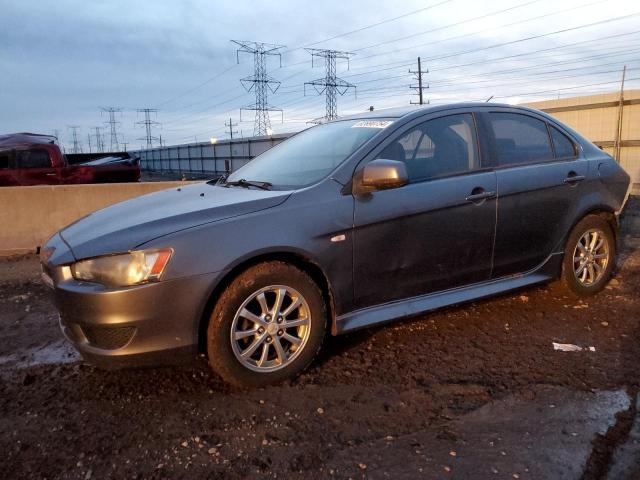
[0,133,140,186]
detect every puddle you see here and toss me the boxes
[0,340,80,369]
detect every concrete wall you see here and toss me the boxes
[0,181,193,255]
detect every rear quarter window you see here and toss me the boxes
[489,112,553,166]
[550,125,577,159]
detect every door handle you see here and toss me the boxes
[563,174,585,184]
[466,190,496,203]
[45,173,57,176]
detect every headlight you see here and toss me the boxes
[71,249,173,288]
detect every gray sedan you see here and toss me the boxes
[41,103,631,387]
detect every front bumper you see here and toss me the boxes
[44,259,217,368]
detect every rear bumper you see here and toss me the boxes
[50,271,217,368]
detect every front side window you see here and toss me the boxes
[489,112,553,166]
[225,120,390,189]
[15,149,51,169]
[550,125,577,159]
[376,113,478,182]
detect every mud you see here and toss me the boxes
[1,198,639,479]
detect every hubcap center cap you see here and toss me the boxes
[266,323,278,335]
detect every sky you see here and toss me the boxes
[1,0,639,152]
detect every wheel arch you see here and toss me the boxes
[197,250,336,353]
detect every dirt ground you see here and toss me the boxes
[1,198,639,479]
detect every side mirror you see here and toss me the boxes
[356,159,409,194]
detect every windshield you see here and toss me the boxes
[226,119,393,189]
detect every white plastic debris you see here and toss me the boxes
[552,342,596,352]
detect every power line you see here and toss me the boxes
[289,0,454,52]
[232,40,285,136]
[304,49,356,122]
[135,108,161,149]
[359,11,640,63]
[352,0,545,53]
[154,64,238,108]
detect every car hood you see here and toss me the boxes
[60,183,291,260]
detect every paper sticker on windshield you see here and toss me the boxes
[351,120,393,129]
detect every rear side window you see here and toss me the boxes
[489,113,553,166]
[15,149,51,168]
[377,113,478,182]
[550,125,577,159]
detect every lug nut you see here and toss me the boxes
[258,327,265,334]
[277,316,283,323]
[266,336,273,343]
[277,329,283,336]
[265,315,272,321]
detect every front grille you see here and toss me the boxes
[81,325,136,350]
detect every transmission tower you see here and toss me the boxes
[67,126,82,154]
[409,57,429,105]
[304,49,356,123]
[92,126,105,153]
[87,133,92,154]
[135,108,160,149]
[232,40,285,136]
[52,129,61,144]
[121,141,129,152]
[101,107,122,151]
[225,118,239,139]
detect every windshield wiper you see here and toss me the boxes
[223,178,272,190]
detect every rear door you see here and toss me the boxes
[15,148,60,185]
[352,112,497,308]
[481,110,587,277]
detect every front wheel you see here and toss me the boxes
[207,261,326,387]
[559,214,616,297]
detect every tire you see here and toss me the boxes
[207,261,327,388]
[559,214,616,297]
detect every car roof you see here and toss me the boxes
[0,132,57,148]
[338,102,534,121]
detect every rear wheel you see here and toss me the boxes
[559,215,616,296]
[207,261,326,387]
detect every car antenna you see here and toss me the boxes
[485,95,494,102]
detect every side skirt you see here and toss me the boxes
[335,253,562,334]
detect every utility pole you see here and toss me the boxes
[121,141,129,152]
[305,49,356,122]
[92,126,105,153]
[409,57,429,105]
[52,129,61,144]
[135,108,160,149]
[68,126,82,154]
[101,107,122,151]
[232,40,285,136]
[614,65,626,162]
[225,118,239,139]
[87,133,92,154]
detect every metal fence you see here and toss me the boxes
[134,133,292,177]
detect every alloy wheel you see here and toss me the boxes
[230,285,311,372]
[572,228,610,286]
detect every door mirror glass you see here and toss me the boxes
[359,159,409,193]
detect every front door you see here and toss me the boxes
[15,148,59,185]
[352,113,497,309]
